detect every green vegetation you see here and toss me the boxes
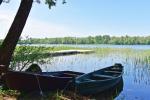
[0,39,2,45]
[18,35,150,45]
[10,46,52,71]
[0,89,89,100]
[10,45,83,71]
[95,47,150,67]
[0,88,19,99]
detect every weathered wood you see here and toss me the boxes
[2,71,84,91]
[74,64,123,95]
[48,50,94,57]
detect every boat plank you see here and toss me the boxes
[104,70,121,74]
[92,74,115,79]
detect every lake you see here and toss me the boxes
[26,44,150,50]
[38,44,150,100]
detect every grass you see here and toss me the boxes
[0,88,19,100]
[0,89,89,100]
[15,45,88,54]
[0,85,121,100]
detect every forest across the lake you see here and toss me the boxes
[1,35,149,45]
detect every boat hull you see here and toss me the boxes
[74,63,124,95]
[76,76,122,95]
[2,71,84,91]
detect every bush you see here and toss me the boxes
[10,45,53,71]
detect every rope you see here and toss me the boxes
[62,77,76,93]
[35,74,44,96]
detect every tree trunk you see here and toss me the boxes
[0,0,33,72]
[0,0,2,5]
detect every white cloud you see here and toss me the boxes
[0,9,72,39]
[2,2,145,39]
[22,18,71,38]
[0,10,16,39]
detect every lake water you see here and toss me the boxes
[27,44,150,50]
[38,44,150,100]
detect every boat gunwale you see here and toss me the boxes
[5,70,83,79]
[75,65,123,84]
[75,74,123,84]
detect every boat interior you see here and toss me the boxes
[78,66,123,82]
[41,71,84,78]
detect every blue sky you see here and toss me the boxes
[0,0,150,39]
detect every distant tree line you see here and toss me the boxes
[2,35,150,45]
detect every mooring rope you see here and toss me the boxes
[35,74,44,96]
[62,77,76,93]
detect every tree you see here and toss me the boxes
[0,0,65,72]
[0,0,2,5]
[0,0,10,5]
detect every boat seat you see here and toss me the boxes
[92,74,115,79]
[104,70,121,74]
[63,73,78,76]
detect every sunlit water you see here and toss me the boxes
[38,45,150,100]
[27,44,150,50]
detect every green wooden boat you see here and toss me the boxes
[74,63,123,95]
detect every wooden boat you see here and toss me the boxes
[2,70,84,91]
[92,77,123,99]
[74,63,123,95]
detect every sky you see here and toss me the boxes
[0,0,150,39]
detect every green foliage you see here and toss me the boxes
[45,0,66,9]
[0,39,2,45]
[45,0,56,9]
[10,46,53,71]
[18,35,150,45]
[10,45,80,71]
[0,87,19,97]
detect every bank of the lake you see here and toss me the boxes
[38,44,150,100]
[1,44,150,100]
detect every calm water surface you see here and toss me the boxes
[28,44,150,50]
[39,45,150,100]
